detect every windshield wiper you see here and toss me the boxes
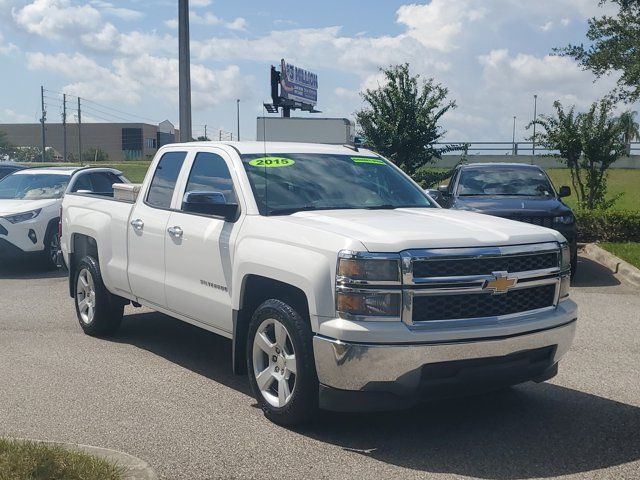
[363,204,397,210]
[267,205,355,216]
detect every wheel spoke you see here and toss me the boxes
[274,322,287,348]
[255,331,275,355]
[87,304,94,320]
[255,366,274,391]
[278,378,290,406]
[78,298,88,313]
[79,274,89,289]
[285,354,296,375]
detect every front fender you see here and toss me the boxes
[232,238,336,329]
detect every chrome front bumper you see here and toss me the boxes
[313,319,576,395]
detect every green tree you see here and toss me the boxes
[82,147,109,162]
[555,0,640,103]
[355,64,461,178]
[617,110,639,154]
[0,130,15,158]
[197,136,210,141]
[531,99,625,209]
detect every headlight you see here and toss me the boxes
[553,215,575,225]
[337,251,401,284]
[336,290,401,318]
[2,209,42,224]
[560,243,571,271]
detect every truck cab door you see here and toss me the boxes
[164,149,242,334]
[127,150,188,309]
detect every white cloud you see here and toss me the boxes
[227,17,247,31]
[12,0,102,39]
[164,11,248,30]
[190,0,212,7]
[90,1,143,21]
[540,21,553,32]
[0,30,17,54]
[1,108,34,123]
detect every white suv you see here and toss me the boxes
[0,167,127,268]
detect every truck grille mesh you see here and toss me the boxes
[412,252,558,278]
[412,284,556,322]
[506,216,554,228]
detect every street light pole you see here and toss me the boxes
[236,99,240,141]
[532,94,538,157]
[512,115,517,155]
[178,0,192,142]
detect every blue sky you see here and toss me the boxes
[0,0,635,142]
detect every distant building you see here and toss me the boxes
[0,121,179,162]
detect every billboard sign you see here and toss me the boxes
[280,59,318,106]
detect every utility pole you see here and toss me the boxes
[40,86,46,162]
[219,130,222,141]
[532,94,538,158]
[77,97,82,163]
[178,0,192,142]
[236,99,240,141]
[204,124,207,140]
[62,93,67,162]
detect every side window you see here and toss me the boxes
[449,169,459,194]
[88,172,122,196]
[146,151,187,208]
[182,152,237,209]
[71,174,92,192]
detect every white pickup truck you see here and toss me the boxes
[61,142,577,425]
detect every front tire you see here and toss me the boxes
[246,299,318,426]
[43,225,61,270]
[74,256,124,336]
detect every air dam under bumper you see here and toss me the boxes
[313,320,577,412]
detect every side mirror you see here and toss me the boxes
[438,184,450,195]
[558,185,571,198]
[182,191,238,221]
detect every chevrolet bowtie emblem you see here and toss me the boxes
[484,272,517,294]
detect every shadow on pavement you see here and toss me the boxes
[302,384,640,479]
[109,311,252,396]
[572,254,620,287]
[111,310,640,479]
[0,258,67,280]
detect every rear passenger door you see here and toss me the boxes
[127,151,188,308]
[164,149,241,333]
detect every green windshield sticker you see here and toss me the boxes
[249,157,295,168]
[351,156,385,165]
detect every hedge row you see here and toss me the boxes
[576,210,640,243]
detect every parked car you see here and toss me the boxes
[437,163,578,276]
[61,142,576,425]
[0,163,25,180]
[0,166,128,268]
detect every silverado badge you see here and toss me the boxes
[484,272,517,294]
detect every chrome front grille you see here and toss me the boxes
[400,242,563,326]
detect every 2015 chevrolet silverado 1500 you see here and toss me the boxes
[61,142,577,425]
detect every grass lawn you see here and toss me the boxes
[600,242,640,269]
[0,439,123,480]
[546,169,640,212]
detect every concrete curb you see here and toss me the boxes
[582,243,640,287]
[9,438,158,480]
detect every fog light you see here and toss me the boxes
[28,229,37,244]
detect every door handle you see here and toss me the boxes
[130,219,144,231]
[167,226,183,238]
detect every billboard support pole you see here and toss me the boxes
[178,0,192,142]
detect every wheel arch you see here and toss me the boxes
[68,233,99,297]
[232,274,311,375]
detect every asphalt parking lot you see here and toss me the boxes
[1,255,639,480]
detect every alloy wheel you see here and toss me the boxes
[252,318,297,408]
[76,268,96,324]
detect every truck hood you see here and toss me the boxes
[0,198,59,216]
[275,208,564,251]
[451,195,572,217]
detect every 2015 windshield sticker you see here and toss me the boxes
[249,157,295,167]
[351,157,385,165]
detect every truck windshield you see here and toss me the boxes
[0,173,70,200]
[457,167,555,197]
[240,153,435,215]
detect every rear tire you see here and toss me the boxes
[43,225,61,270]
[74,255,124,336]
[246,299,319,426]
